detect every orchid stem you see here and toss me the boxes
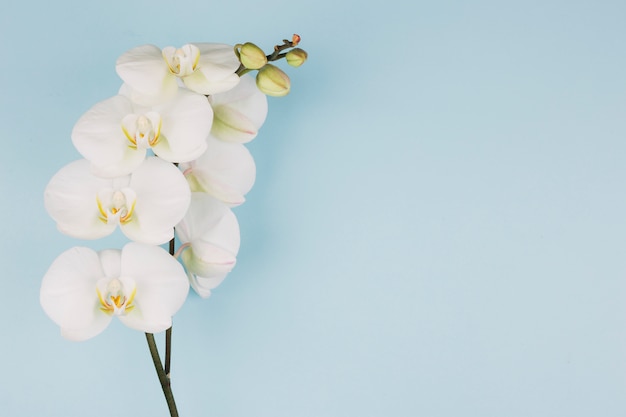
[165,326,172,378]
[169,236,176,254]
[164,235,176,378]
[146,333,179,417]
[235,34,301,76]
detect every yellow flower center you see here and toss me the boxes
[121,113,162,149]
[96,189,136,225]
[162,44,201,77]
[96,278,136,316]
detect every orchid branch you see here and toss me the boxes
[146,332,179,417]
[235,34,302,76]
[266,34,301,62]
[165,326,173,378]
[164,167,178,379]
[148,235,176,415]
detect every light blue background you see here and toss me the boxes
[2,0,626,416]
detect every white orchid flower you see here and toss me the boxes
[40,243,189,341]
[71,89,212,177]
[179,136,255,207]
[176,193,240,298]
[209,75,268,143]
[116,43,240,105]
[44,157,191,245]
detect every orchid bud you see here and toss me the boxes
[286,48,308,67]
[256,64,290,97]
[236,42,267,70]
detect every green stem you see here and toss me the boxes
[146,333,179,417]
[235,35,300,76]
[165,326,172,378]
[165,235,176,378]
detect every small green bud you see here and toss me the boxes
[256,64,290,97]
[286,48,308,67]
[235,42,267,70]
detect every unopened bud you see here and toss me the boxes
[286,48,307,67]
[235,42,267,70]
[256,64,290,97]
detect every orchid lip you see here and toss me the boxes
[121,112,162,150]
[96,189,136,225]
[162,44,201,77]
[96,278,136,316]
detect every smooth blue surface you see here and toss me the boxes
[2,0,626,416]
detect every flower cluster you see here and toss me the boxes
[41,36,306,341]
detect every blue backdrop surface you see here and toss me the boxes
[2,0,626,416]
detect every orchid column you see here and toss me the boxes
[41,35,307,417]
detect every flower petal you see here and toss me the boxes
[117,243,189,333]
[177,193,240,297]
[98,249,122,278]
[180,137,255,206]
[178,193,240,252]
[71,95,146,177]
[181,43,240,95]
[187,274,228,298]
[121,157,191,245]
[151,89,211,162]
[44,160,117,239]
[183,69,240,96]
[40,247,113,341]
[211,105,259,143]
[116,45,178,105]
[181,240,237,277]
[209,75,268,143]
[195,43,241,76]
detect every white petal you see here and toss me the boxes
[183,68,240,96]
[188,274,228,298]
[151,89,211,162]
[211,105,259,143]
[195,43,241,76]
[178,193,240,250]
[119,306,173,333]
[181,242,236,278]
[181,137,255,206]
[61,324,111,341]
[98,249,122,278]
[177,193,240,297]
[40,247,113,341]
[117,243,189,333]
[121,157,191,245]
[209,75,268,143]
[116,45,178,105]
[72,95,146,177]
[181,43,240,95]
[44,160,117,239]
